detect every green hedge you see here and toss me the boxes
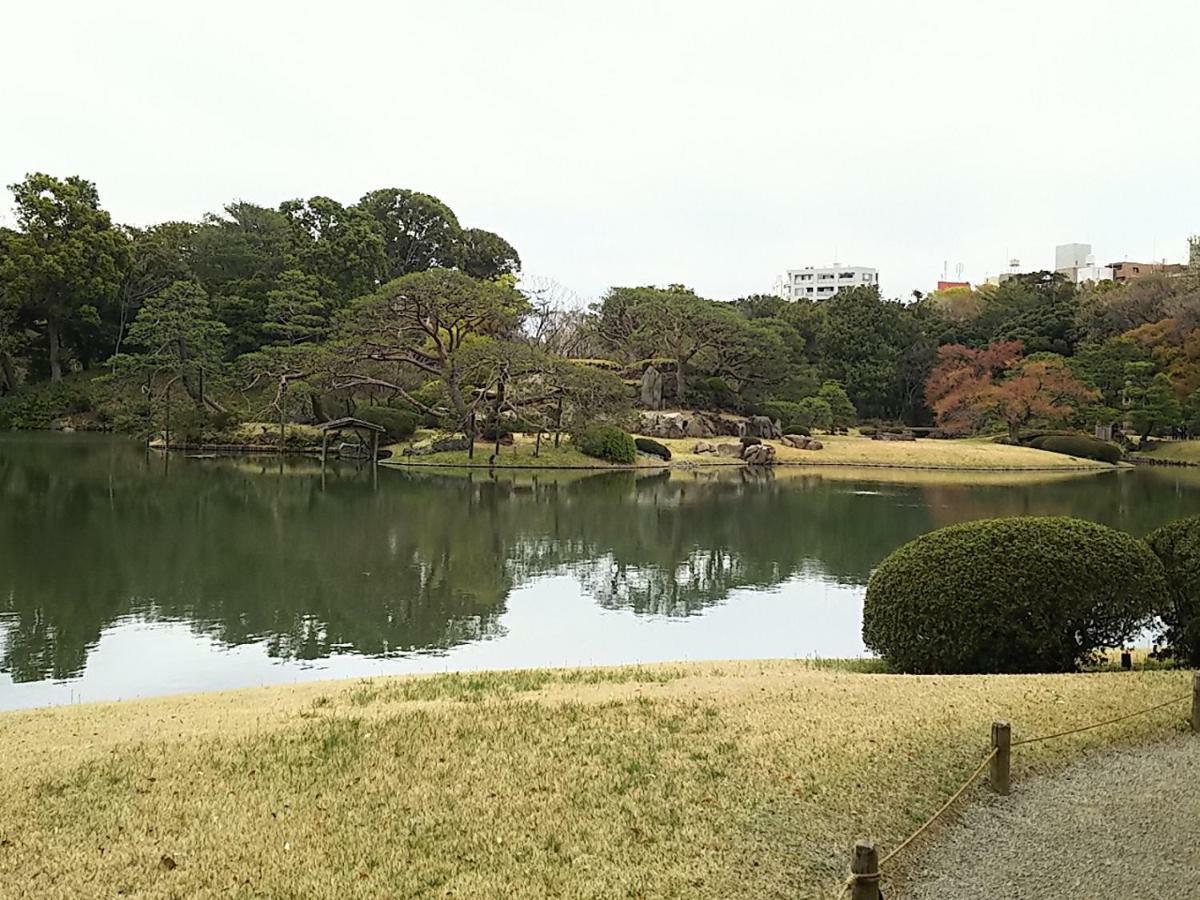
[575,425,637,464]
[862,516,1165,673]
[356,405,419,441]
[1145,516,1200,666]
[0,382,94,429]
[634,437,671,460]
[1028,434,1122,464]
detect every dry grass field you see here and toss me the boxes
[0,661,1190,899]
[383,432,1115,472]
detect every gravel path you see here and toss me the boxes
[900,733,1200,899]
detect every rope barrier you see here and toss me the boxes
[878,747,997,867]
[838,748,997,896]
[1010,692,1191,747]
[837,685,1194,897]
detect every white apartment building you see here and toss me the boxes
[773,264,879,300]
[1054,242,1113,284]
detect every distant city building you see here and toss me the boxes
[1108,260,1187,282]
[773,264,878,300]
[1190,235,1200,267]
[1055,242,1112,284]
[1074,265,1113,284]
[1055,243,1092,272]
[936,280,971,292]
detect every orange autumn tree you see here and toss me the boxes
[925,340,1098,442]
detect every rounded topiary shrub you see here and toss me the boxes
[862,516,1166,673]
[575,425,637,464]
[1145,516,1200,666]
[1029,434,1122,464]
[634,437,671,460]
[356,405,419,441]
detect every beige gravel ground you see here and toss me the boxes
[900,733,1200,899]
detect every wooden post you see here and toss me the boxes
[554,395,563,447]
[372,430,379,467]
[1192,672,1200,734]
[534,429,542,458]
[467,412,476,460]
[321,432,328,468]
[849,840,880,900]
[990,720,1011,795]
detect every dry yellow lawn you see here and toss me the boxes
[1130,440,1200,465]
[665,434,1116,470]
[385,432,1114,472]
[0,662,1191,899]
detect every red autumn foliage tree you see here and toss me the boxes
[925,340,1098,441]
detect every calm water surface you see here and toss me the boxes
[4,432,1200,710]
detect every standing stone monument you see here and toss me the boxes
[640,365,664,410]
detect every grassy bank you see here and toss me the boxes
[384,432,1119,472]
[0,662,1189,898]
[1130,439,1200,466]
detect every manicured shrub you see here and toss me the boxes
[1145,516,1200,665]
[634,437,671,460]
[575,425,637,464]
[858,426,877,437]
[1030,434,1122,464]
[356,405,419,440]
[862,516,1166,674]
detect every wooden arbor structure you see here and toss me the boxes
[317,417,386,467]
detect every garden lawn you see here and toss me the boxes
[1130,439,1200,465]
[768,434,1116,470]
[0,661,1190,899]
[383,433,665,468]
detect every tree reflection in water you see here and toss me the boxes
[4,433,1200,684]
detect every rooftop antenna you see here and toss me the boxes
[956,262,964,279]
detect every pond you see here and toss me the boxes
[3,432,1200,710]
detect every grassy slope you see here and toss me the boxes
[384,433,665,468]
[0,662,1189,899]
[385,433,1114,471]
[661,434,1114,470]
[1130,440,1200,465]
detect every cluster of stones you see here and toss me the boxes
[689,437,786,465]
[781,434,823,451]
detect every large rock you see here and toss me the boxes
[638,410,746,440]
[804,439,823,451]
[745,415,782,439]
[693,440,716,454]
[782,434,810,449]
[639,365,664,411]
[743,444,777,465]
[875,431,916,442]
[715,442,743,458]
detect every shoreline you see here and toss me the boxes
[10,430,1128,473]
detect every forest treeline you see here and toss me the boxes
[2,172,1199,441]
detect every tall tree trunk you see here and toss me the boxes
[0,352,16,395]
[47,319,63,383]
[1008,421,1021,444]
[674,354,688,406]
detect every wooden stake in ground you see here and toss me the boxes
[990,720,1011,794]
[850,840,880,900]
[1192,672,1200,734]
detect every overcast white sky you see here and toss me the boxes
[3,0,1198,302]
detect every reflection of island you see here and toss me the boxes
[4,435,1200,684]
